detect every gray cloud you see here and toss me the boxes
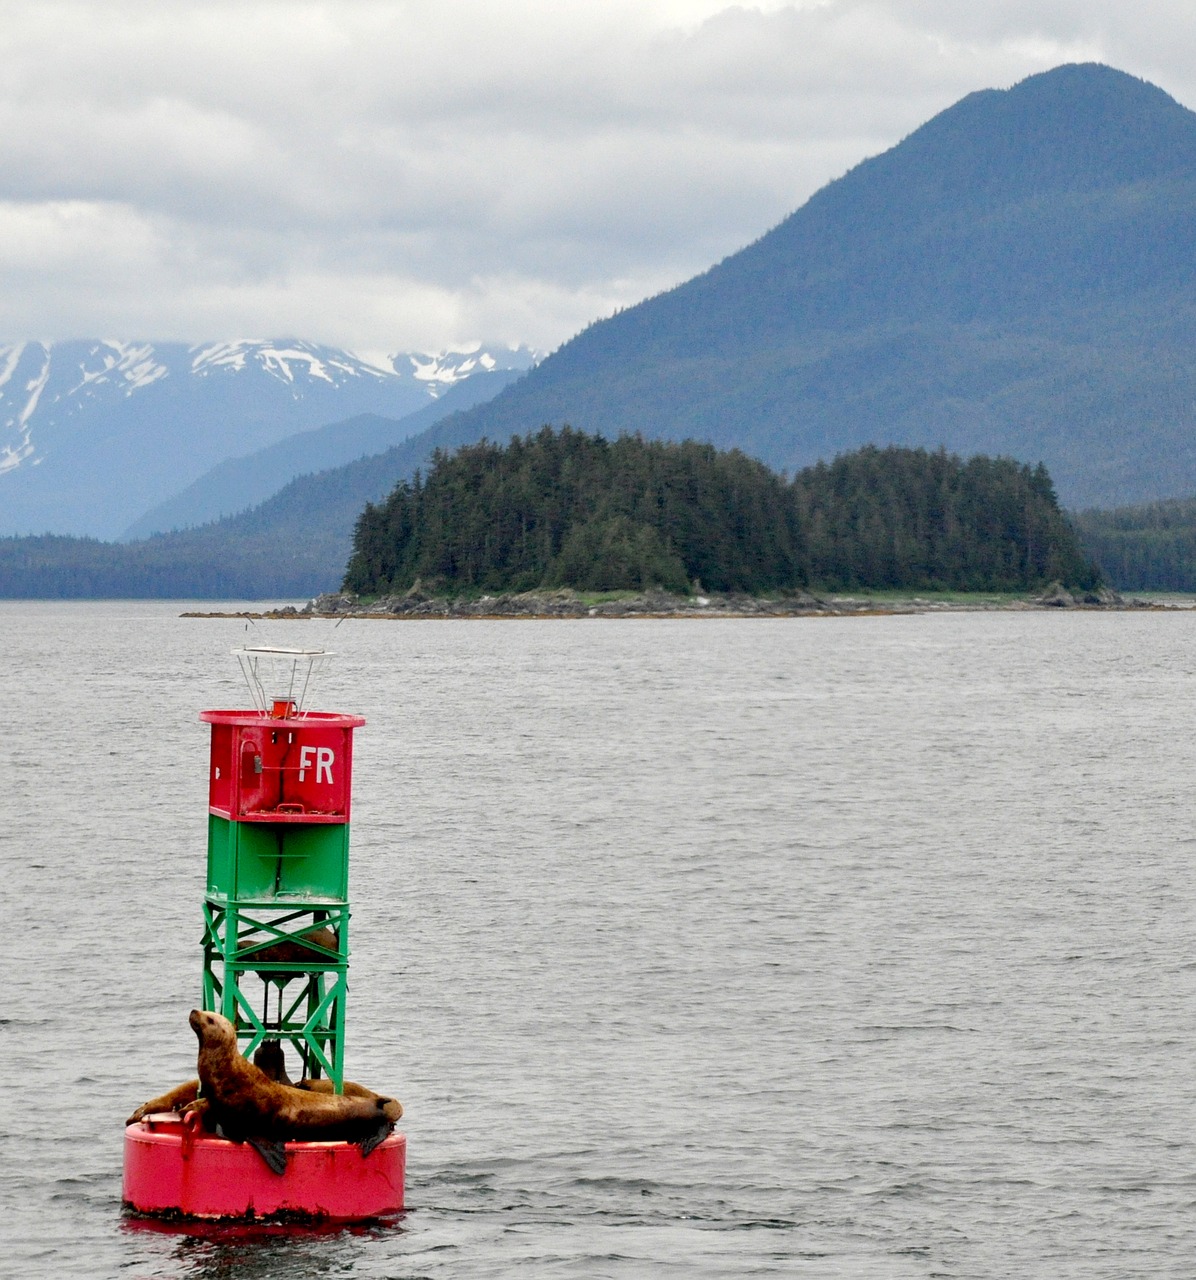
[0,0,1189,351]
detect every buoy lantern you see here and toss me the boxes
[123,645,405,1221]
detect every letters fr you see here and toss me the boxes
[298,745,335,784]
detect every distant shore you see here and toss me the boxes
[182,583,1168,621]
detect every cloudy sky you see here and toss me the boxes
[1,0,1193,356]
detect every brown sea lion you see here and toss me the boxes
[125,1033,399,1128]
[251,926,339,968]
[251,1038,292,1083]
[188,1009,401,1166]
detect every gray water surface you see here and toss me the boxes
[3,602,1196,1278]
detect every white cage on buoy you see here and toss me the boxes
[232,645,332,717]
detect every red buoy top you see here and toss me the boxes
[201,709,366,823]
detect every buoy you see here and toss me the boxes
[123,645,405,1222]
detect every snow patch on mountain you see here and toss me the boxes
[0,344,25,391]
[181,339,532,394]
[19,350,50,424]
[190,340,391,387]
[0,343,48,474]
[69,341,169,396]
[405,348,501,386]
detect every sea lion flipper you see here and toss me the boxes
[247,1136,289,1175]
[180,1097,210,1127]
[359,1119,391,1158]
[127,1079,201,1125]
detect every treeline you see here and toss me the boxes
[795,447,1097,591]
[344,429,1099,596]
[1072,497,1196,590]
[0,532,334,599]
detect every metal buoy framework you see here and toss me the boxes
[200,647,363,1086]
[122,645,405,1221]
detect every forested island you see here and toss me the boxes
[344,429,1099,597]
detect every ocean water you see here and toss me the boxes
[4,600,1196,1278]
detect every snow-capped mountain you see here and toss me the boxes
[0,339,536,538]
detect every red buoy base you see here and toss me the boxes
[123,1114,405,1221]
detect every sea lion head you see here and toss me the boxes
[189,1008,236,1049]
[253,1039,291,1084]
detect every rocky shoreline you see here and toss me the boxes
[182,582,1157,621]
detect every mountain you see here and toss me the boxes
[0,339,535,539]
[388,64,1196,509]
[120,367,524,539]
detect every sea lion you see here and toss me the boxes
[125,1044,394,1125]
[125,1032,400,1130]
[187,1009,401,1169]
[251,926,339,969]
[252,1037,290,1083]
